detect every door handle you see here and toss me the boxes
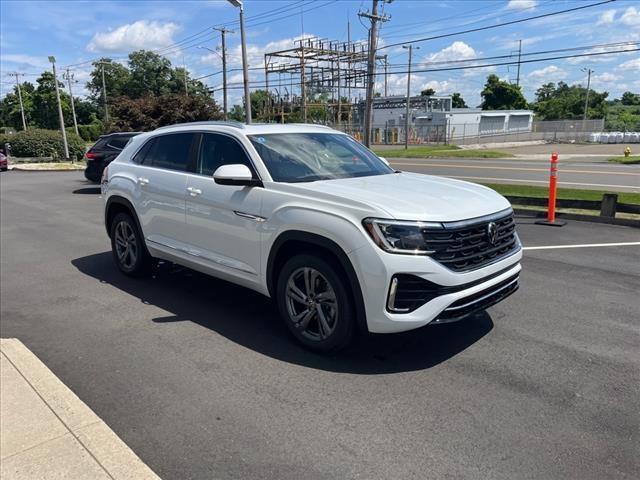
[137,177,149,186]
[187,187,202,196]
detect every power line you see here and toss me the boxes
[379,0,616,50]
[204,46,637,91]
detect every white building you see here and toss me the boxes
[360,95,533,144]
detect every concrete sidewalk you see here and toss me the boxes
[1,338,160,479]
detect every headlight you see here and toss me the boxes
[362,218,440,255]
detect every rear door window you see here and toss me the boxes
[106,136,131,150]
[144,133,195,172]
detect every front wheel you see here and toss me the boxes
[276,254,355,352]
[110,212,152,276]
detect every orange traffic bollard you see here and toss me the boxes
[535,152,566,226]
[548,152,558,223]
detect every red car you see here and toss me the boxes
[0,152,7,171]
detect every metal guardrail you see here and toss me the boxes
[505,194,639,218]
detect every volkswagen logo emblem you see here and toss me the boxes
[486,222,498,245]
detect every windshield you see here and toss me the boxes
[248,133,394,183]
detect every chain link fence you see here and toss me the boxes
[329,119,633,145]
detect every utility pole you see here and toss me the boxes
[383,55,388,97]
[300,40,307,122]
[403,45,419,150]
[359,0,390,147]
[48,56,69,160]
[516,40,522,87]
[183,56,189,97]
[8,73,27,130]
[63,68,79,136]
[582,67,593,121]
[228,0,251,124]
[213,27,233,120]
[99,62,109,124]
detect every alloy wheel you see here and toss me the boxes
[114,220,138,270]
[285,267,338,341]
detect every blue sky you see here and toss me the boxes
[1,0,639,107]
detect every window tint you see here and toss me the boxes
[132,140,153,164]
[144,133,195,171]
[198,133,253,176]
[107,136,131,149]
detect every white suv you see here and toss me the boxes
[103,122,521,351]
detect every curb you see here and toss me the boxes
[0,338,160,480]
[9,167,84,172]
[513,208,640,228]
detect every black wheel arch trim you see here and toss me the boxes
[267,231,368,333]
[105,196,144,240]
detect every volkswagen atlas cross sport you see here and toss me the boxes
[102,122,521,351]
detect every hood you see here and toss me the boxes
[295,172,511,222]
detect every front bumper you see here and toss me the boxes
[348,238,522,334]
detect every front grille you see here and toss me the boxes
[423,210,518,272]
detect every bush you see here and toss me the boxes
[73,120,104,142]
[0,129,86,160]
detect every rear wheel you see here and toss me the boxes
[276,254,355,352]
[110,212,152,276]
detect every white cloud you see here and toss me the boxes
[528,65,567,81]
[87,20,181,53]
[591,72,621,84]
[597,9,616,26]
[506,0,538,11]
[0,54,49,69]
[620,6,640,26]
[424,41,477,63]
[618,58,640,71]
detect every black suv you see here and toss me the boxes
[84,132,140,182]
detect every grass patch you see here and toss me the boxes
[373,145,513,159]
[608,155,640,165]
[482,183,640,205]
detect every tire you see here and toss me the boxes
[110,212,152,277]
[276,254,355,352]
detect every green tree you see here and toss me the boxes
[126,50,174,97]
[229,104,245,122]
[532,81,608,120]
[451,92,467,108]
[87,58,131,101]
[30,72,73,129]
[0,82,35,130]
[480,74,527,110]
[420,88,435,97]
[621,91,640,106]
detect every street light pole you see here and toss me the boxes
[228,0,251,124]
[403,45,419,150]
[101,63,109,124]
[48,56,69,160]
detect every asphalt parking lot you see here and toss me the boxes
[1,171,639,480]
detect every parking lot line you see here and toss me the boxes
[523,242,640,251]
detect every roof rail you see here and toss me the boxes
[286,123,333,129]
[155,121,245,131]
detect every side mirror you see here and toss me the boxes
[213,164,262,187]
[378,156,390,166]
